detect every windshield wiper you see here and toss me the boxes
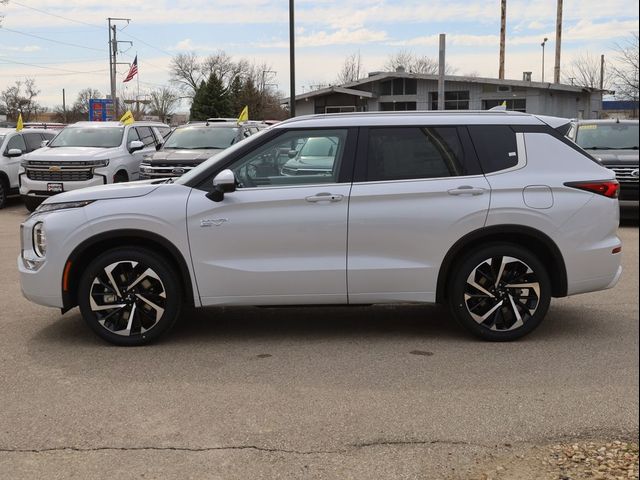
[585,146,615,150]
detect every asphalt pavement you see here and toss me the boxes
[0,197,637,479]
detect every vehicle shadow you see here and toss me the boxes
[31,300,602,348]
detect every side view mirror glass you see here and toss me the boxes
[155,142,163,151]
[206,169,236,202]
[128,140,145,153]
[5,148,23,157]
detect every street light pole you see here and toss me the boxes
[541,37,548,82]
[289,0,295,117]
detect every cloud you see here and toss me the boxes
[0,45,42,52]
[262,28,388,48]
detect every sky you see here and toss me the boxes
[0,0,638,111]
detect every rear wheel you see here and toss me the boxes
[77,248,182,346]
[447,243,551,341]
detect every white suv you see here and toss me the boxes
[19,121,168,211]
[19,111,622,345]
[0,128,57,209]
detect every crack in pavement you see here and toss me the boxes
[0,439,488,456]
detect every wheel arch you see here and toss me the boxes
[436,225,568,303]
[62,229,195,312]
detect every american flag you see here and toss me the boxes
[123,56,138,83]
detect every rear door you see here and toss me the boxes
[347,125,491,304]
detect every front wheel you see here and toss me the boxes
[77,248,182,346]
[447,244,551,341]
[22,195,43,212]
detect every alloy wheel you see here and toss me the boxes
[88,261,167,336]
[463,256,540,332]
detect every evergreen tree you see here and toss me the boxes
[228,76,244,117]
[203,73,233,119]
[189,80,208,120]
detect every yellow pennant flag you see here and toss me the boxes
[119,110,135,125]
[500,101,507,107]
[16,113,24,131]
[237,106,249,123]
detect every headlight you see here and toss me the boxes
[140,164,152,173]
[33,222,46,257]
[35,200,95,214]
[91,159,110,167]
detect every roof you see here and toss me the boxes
[275,110,562,129]
[290,71,601,102]
[71,121,169,127]
[0,127,58,135]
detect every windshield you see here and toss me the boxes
[49,127,124,148]
[164,127,238,149]
[575,123,639,150]
[175,127,272,186]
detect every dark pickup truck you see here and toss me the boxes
[571,119,639,212]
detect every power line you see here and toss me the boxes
[117,29,173,58]
[8,0,102,29]
[0,58,106,74]
[0,26,103,52]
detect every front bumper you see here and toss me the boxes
[19,171,108,198]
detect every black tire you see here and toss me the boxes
[22,195,43,212]
[0,177,7,209]
[447,243,551,341]
[77,247,182,346]
[113,171,128,183]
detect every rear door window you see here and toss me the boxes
[467,125,519,173]
[365,127,478,181]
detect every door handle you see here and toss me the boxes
[447,186,486,196]
[305,192,344,202]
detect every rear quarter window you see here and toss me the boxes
[468,125,519,173]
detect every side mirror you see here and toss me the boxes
[288,149,297,158]
[40,140,49,148]
[206,169,236,202]
[128,140,145,153]
[155,142,163,151]
[5,148,23,158]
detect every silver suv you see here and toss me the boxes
[19,111,622,345]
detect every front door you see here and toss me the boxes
[186,128,356,306]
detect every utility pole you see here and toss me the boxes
[541,38,548,82]
[499,0,506,79]
[600,54,605,90]
[553,0,562,83]
[62,88,66,123]
[438,34,446,110]
[289,0,295,117]
[108,17,131,118]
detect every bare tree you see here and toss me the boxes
[170,52,202,97]
[74,88,102,116]
[0,0,8,27]
[0,78,41,121]
[563,52,613,89]
[149,87,180,121]
[202,50,250,87]
[337,51,364,84]
[383,50,456,74]
[611,33,639,101]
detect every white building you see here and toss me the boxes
[292,70,603,119]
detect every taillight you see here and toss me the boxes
[564,180,620,198]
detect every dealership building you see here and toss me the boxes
[292,69,604,119]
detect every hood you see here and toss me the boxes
[589,149,639,165]
[42,179,161,204]
[144,148,224,165]
[24,146,114,160]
